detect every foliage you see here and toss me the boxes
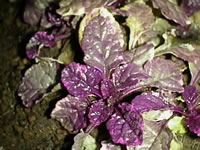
[18,0,200,149]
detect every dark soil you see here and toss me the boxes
[0,1,69,150]
[0,1,200,150]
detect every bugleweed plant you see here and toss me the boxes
[18,0,200,149]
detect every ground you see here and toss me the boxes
[0,1,200,150]
[0,1,70,150]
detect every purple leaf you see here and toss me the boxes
[51,95,89,133]
[182,85,199,112]
[141,57,184,92]
[18,61,59,107]
[152,0,189,26]
[81,16,126,76]
[185,109,200,136]
[61,62,103,97]
[88,101,113,126]
[112,63,149,91]
[131,91,170,114]
[127,119,173,150]
[182,0,200,16]
[40,7,63,28]
[106,103,143,146]
[26,31,56,59]
[100,79,117,99]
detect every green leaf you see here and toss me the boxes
[72,132,97,150]
[168,116,187,134]
[121,2,155,49]
[170,139,183,150]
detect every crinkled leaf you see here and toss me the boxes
[51,95,89,133]
[127,119,173,150]
[26,31,56,59]
[112,63,149,91]
[140,57,184,92]
[182,85,199,111]
[121,2,155,49]
[185,109,200,136]
[81,16,126,76]
[61,62,103,97]
[100,141,121,150]
[152,0,190,26]
[72,132,97,150]
[18,61,59,107]
[100,79,117,99]
[168,116,187,134]
[131,91,170,114]
[88,101,113,126]
[106,103,143,146]
[182,0,200,16]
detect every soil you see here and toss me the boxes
[0,1,70,150]
[0,1,200,150]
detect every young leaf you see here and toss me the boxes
[26,31,56,59]
[140,57,184,92]
[61,62,103,97]
[112,63,149,91]
[81,16,126,76]
[127,119,173,150]
[100,141,121,150]
[72,132,97,150]
[88,101,113,126]
[100,79,117,99]
[182,85,199,112]
[131,91,170,114]
[51,95,89,133]
[152,0,190,26]
[168,116,187,134]
[106,103,143,146]
[18,61,59,107]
